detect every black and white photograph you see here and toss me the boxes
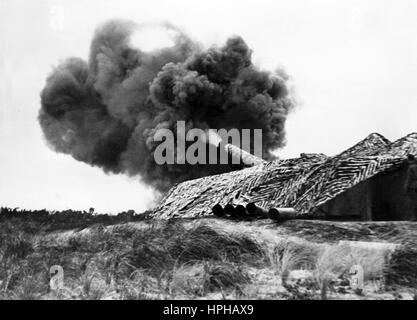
[1,0,417,304]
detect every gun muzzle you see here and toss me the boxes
[225,144,266,167]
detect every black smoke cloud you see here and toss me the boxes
[39,19,295,192]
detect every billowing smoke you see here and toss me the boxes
[39,19,295,192]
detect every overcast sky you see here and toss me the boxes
[1,0,417,213]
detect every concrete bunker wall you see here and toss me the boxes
[319,165,414,221]
[320,181,370,220]
[371,165,414,221]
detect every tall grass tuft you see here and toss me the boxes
[385,246,417,287]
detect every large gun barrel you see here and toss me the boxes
[203,129,266,167]
[224,143,266,167]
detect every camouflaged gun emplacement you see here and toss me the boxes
[152,133,417,221]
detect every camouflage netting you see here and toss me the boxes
[152,133,417,219]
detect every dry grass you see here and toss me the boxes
[385,246,417,287]
[0,220,264,299]
[0,218,416,300]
